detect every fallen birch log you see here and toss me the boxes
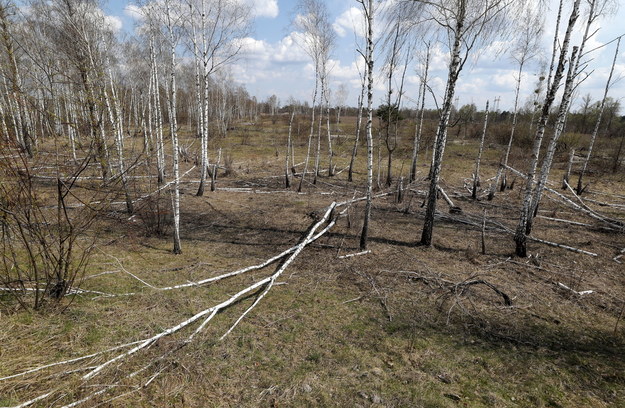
[556,282,594,296]
[504,165,624,231]
[525,236,597,257]
[536,215,591,227]
[2,202,344,407]
[338,250,371,259]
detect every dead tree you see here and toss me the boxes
[472,100,489,199]
[285,110,295,188]
[576,36,621,195]
[292,0,336,184]
[348,67,366,182]
[491,3,543,195]
[525,0,614,237]
[419,0,521,246]
[514,0,581,257]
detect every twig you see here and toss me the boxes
[338,250,371,259]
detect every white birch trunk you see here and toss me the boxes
[297,78,318,192]
[410,45,429,183]
[576,36,620,195]
[165,0,182,255]
[493,60,524,196]
[348,73,366,182]
[150,38,166,185]
[359,0,374,250]
[472,100,489,199]
[514,0,581,257]
[285,110,295,188]
[528,0,597,232]
[104,63,134,214]
[421,4,465,246]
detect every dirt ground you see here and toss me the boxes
[1,116,624,407]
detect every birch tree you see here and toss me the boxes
[576,36,621,194]
[513,0,582,257]
[0,2,31,156]
[334,83,348,127]
[472,100,489,199]
[139,0,185,254]
[293,0,336,183]
[348,60,366,183]
[523,0,617,239]
[182,0,251,196]
[410,42,430,183]
[358,0,374,250]
[380,7,412,187]
[491,3,543,196]
[418,0,521,247]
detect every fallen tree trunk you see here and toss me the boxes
[2,198,359,407]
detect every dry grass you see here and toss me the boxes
[1,115,624,407]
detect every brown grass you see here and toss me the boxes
[1,114,624,407]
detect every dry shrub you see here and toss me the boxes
[135,195,173,236]
[0,150,97,311]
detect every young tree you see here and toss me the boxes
[348,62,366,183]
[576,36,621,194]
[334,83,349,127]
[514,0,582,257]
[410,42,430,183]
[491,3,543,196]
[380,7,412,187]
[182,0,251,196]
[358,0,374,250]
[293,0,336,183]
[472,101,489,199]
[418,0,521,246]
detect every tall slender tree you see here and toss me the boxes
[417,0,520,246]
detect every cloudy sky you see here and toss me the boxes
[104,0,625,113]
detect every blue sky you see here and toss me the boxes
[103,0,625,113]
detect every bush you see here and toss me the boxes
[0,150,97,311]
[135,195,173,237]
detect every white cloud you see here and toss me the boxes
[333,7,364,38]
[243,0,278,18]
[104,15,123,33]
[328,59,364,80]
[124,5,144,21]
[238,32,309,65]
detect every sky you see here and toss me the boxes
[102,0,625,113]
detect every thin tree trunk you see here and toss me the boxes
[165,0,182,255]
[324,74,334,176]
[285,110,295,188]
[514,0,581,257]
[421,5,465,247]
[576,37,620,195]
[472,100,489,199]
[562,148,575,189]
[104,66,134,214]
[410,43,429,183]
[359,0,374,250]
[348,75,365,182]
[494,60,524,194]
[150,38,166,185]
[298,79,318,192]
[313,73,323,184]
